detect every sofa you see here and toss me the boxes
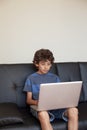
[0,62,87,130]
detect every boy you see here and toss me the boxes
[23,49,78,130]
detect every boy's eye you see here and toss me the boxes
[48,63,51,66]
[41,63,51,66]
[40,61,51,66]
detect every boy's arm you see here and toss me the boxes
[26,92,38,105]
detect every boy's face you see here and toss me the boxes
[35,60,52,74]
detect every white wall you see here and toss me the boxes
[0,0,87,63]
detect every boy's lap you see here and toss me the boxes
[49,109,68,122]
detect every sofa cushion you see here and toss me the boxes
[56,62,84,102]
[0,64,36,106]
[0,103,24,127]
[56,62,81,81]
[79,63,87,101]
[15,85,26,107]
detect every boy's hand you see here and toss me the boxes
[35,100,38,105]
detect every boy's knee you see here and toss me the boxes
[38,111,48,121]
[67,107,78,120]
[70,107,78,114]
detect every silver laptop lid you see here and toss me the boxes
[37,81,82,111]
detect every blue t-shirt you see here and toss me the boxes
[23,72,60,100]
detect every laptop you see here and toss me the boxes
[30,81,82,111]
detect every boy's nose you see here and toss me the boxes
[45,66,48,69]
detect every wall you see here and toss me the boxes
[0,0,87,63]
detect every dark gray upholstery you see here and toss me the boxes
[79,63,87,101]
[56,62,84,102]
[56,62,81,82]
[0,64,36,106]
[0,103,24,127]
[0,62,87,130]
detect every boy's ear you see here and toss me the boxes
[35,64,39,67]
[34,61,39,67]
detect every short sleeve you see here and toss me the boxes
[23,78,32,92]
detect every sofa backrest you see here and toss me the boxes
[56,62,84,102]
[0,64,36,107]
[0,62,87,108]
[79,62,87,101]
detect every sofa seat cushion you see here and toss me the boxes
[78,102,87,130]
[0,104,87,130]
[0,103,24,127]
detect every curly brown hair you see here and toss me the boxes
[33,49,54,64]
